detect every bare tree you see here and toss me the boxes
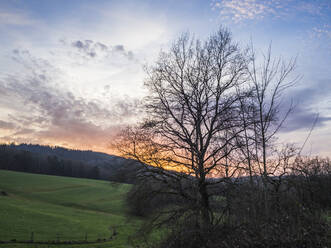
[235,85,257,184]
[114,27,248,231]
[110,27,331,248]
[246,44,299,182]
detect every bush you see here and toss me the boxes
[0,190,8,196]
[159,193,329,248]
[127,179,181,217]
[127,160,331,248]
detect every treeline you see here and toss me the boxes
[0,144,101,179]
[12,143,116,163]
[0,144,140,183]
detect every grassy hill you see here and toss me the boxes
[0,170,142,248]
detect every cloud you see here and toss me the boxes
[69,39,134,60]
[282,108,331,132]
[211,0,286,22]
[311,24,331,43]
[0,9,38,26]
[0,47,143,152]
[280,78,331,132]
[13,128,35,136]
[0,120,16,130]
[211,0,330,23]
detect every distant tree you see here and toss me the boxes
[0,144,126,181]
[90,166,100,179]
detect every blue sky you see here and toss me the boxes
[0,0,330,156]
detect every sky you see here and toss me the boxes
[0,0,330,156]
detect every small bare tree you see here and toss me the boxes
[246,44,299,182]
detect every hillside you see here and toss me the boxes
[0,170,142,248]
[0,144,142,183]
[13,144,119,166]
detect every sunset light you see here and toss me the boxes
[0,1,330,247]
[0,0,330,156]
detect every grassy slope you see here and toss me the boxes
[0,170,142,248]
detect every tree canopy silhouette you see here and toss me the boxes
[112,27,320,247]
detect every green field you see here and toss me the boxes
[0,170,143,248]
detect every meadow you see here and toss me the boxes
[0,170,142,248]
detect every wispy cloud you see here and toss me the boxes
[211,0,330,23]
[0,120,16,130]
[0,9,38,26]
[311,24,331,42]
[281,78,331,132]
[282,108,331,133]
[211,0,286,23]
